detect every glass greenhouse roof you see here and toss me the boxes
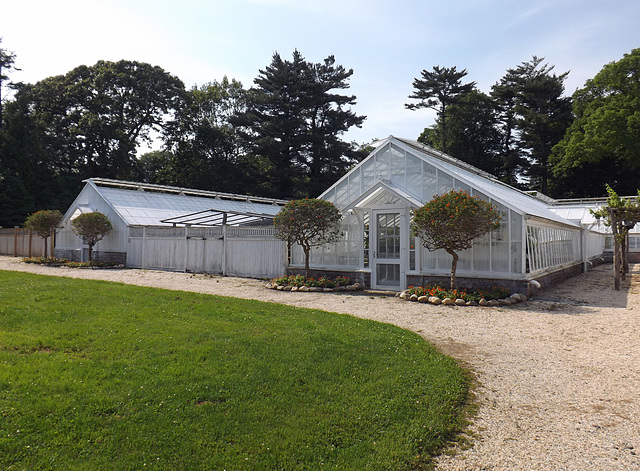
[88,179,286,227]
[395,138,579,227]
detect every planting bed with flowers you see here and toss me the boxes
[266,275,361,292]
[400,285,527,306]
[22,257,121,269]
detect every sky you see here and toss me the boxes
[2,0,639,146]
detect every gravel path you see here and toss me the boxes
[1,256,639,470]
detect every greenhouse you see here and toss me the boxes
[44,137,631,294]
[290,136,607,294]
[54,178,288,279]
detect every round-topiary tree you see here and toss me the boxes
[24,209,63,258]
[412,190,501,289]
[71,212,113,262]
[273,198,342,278]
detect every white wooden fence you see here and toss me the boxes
[0,227,54,258]
[127,225,286,279]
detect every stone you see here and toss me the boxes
[265,283,273,289]
[399,290,410,300]
[345,285,357,291]
[442,298,455,306]
[418,296,429,303]
[409,294,419,302]
[499,299,512,306]
[519,294,528,302]
[478,298,488,306]
[323,287,334,292]
[299,286,310,292]
[277,285,284,291]
[353,283,362,290]
[283,286,292,291]
[487,299,500,307]
[455,298,466,306]
[428,296,442,305]
[309,287,323,292]
[466,300,478,306]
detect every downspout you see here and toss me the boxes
[141,226,146,269]
[581,224,587,273]
[184,225,190,273]
[222,213,228,277]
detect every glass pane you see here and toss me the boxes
[423,162,437,201]
[510,210,522,242]
[361,158,375,191]
[335,180,349,209]
[375,145,390,182]
[454,179,471,194]
[377,213,400,259]
[406,153,422,198]
[511,241,523,273]
[473,234,490,272]
[390,144,405,186]
[438,170,454,195]
[491,241,510,272]
[348,171,361,205]
[376,263,400,287]
[458,247,472,270]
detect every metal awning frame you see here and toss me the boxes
[160,208,276,227]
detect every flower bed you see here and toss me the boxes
[399,285,527,306]
[22,257,121,268]
[265,275,361,292]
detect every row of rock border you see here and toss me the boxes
[398,290,528,306]
[265,282,362,292]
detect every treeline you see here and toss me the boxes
[0,50,366,227]
[1,41,639,228]
[406,49,640,198]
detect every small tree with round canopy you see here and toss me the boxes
[71,212,113,262]
[24,210,63,258]
[273,198,342,278]
[412,190,501,289]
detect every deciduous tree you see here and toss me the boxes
[590,185,640,290]
[411,190,501,289]
[273,199,342,277]
[71,212,112,261]
[24,209,63,257]
[551,48,640,197]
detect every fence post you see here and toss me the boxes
[14,226,19,256]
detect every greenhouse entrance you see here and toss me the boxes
[371,210,405,290]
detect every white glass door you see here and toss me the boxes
[372,211,404,290]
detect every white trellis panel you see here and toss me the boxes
[127,226,285,279]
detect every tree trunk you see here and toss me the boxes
[43,236,49,258]
[88,244,94,262]
[447,249,459,290]
[303,246,310,279]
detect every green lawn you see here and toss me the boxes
[0,270,469,470]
